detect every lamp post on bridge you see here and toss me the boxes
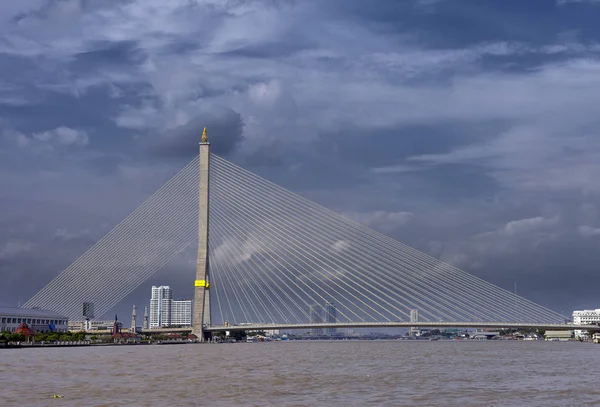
[192,127,211,342]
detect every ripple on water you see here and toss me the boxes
[1,341,600,406]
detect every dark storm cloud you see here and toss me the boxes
[150,107,244,158]
[69,40,146,73]
[219,39,317,59]
[3,0,600,318]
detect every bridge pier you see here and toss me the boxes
[192,128,211,342]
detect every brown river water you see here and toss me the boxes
[1,340,599,406]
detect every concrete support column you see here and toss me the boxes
[192,129,210,341]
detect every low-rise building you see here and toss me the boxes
[0,307,68,333]
[544,330,573,341]
[68,320,123,332]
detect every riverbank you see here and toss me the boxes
[1,339,199,349]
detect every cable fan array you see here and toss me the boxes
[26,153,566,325]
[208,155,565,325]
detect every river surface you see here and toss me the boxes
[1,340,599,406]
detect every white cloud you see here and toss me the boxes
[464,216,560,256]
[331,240,350,253]
[114,104,160,130]
[42,127,88,145]
[14,127,91,148]
[578,225,600,237]
[0,240,33,259]
[212,236,264,267]
[557,0,600,4]
[345,211,413,232]
[53,228,90,241]
[248,80,284,108]
[503,217,559,236]
[370,164,420,174]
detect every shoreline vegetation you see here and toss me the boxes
[2,328,598,349]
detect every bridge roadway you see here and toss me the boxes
[205,322,600,332]
[128,321,600,335]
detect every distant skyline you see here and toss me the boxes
[3,1,600,319]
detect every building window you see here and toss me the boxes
[1,318,5,323]
[12,318,16,323]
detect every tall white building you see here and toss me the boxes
[572,309,600,337]
[149,286,193,328]
[150,286,172,328]
[171,300,192,326]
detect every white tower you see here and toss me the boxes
[143,306,149,330]
[131,305,137,333]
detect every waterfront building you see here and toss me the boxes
[171,299,192,326]
[150,286,172,327]
[325,302,337,335]
[310,304,324,336]
[68,319,123,331]
[68,320,86,331]
[544,330,573,341]
[235,322,280,336]
[0,307,68,333]
[572,309,600,337]
[409,309,420,336]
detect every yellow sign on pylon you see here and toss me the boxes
[195,279,209,289]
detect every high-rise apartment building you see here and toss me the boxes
[150,286,172,328]
[171,300,192,326]
[325,302,337,335]
[149,286,192,328]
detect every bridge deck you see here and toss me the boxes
[79,322,598,335]
[204,321,599,332]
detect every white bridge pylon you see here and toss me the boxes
[24,149,567,327]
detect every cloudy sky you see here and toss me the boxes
[2,0,600,319]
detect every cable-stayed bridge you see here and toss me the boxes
[24,129,588,340]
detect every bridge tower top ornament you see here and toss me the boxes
[201,127,208,143]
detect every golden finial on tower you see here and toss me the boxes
[201,127,208,143]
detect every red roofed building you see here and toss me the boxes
[15,323,35,339]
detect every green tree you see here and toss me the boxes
[7,333,25,342]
